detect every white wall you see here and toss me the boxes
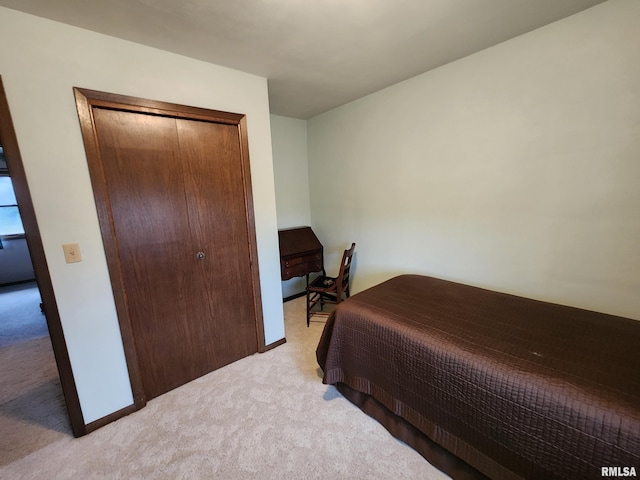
[307,0,640,321]
[0,7,284,423]
[271,115,311,229]
[270,115,313,298]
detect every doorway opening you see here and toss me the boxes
[0,137,72,462]
[0,77,85,439]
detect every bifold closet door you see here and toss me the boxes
[93,108,258,400]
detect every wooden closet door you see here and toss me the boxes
[92,108,258,400]
[176,119,258,361]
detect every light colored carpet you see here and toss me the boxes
[0,282,48,347]
[0,337,71,465]
[0,297,450,479]
[0,281,71,466]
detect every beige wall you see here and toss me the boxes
[0,7,285,423]
[307,0,640,320]
[271,115,311,229]
[270,115,312,298]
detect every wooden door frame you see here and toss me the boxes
[0,77,87,436]
[73,87,266,410]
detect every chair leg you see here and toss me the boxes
[306,291,311,327]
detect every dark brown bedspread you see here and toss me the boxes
[316,275,640,480]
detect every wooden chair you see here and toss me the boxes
[306,242,355,326]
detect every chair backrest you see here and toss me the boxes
[336,243,356,298]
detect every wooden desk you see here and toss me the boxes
[278,227,324,285]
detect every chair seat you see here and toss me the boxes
[308,275,337,290]
[306,242,355,326]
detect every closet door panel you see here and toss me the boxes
[94,109,200,398]
[177,119,258,363]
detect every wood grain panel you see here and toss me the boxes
[177,119,258,366]
[93,108,197,398]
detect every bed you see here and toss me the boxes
[316,275,640,480]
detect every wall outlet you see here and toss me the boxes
[62,243,82,263]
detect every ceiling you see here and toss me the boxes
[0,0,606,119]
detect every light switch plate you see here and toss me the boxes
[62,243,82,263]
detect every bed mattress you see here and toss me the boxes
[316,275,640,480]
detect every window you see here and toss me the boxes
[0,175,25,237]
